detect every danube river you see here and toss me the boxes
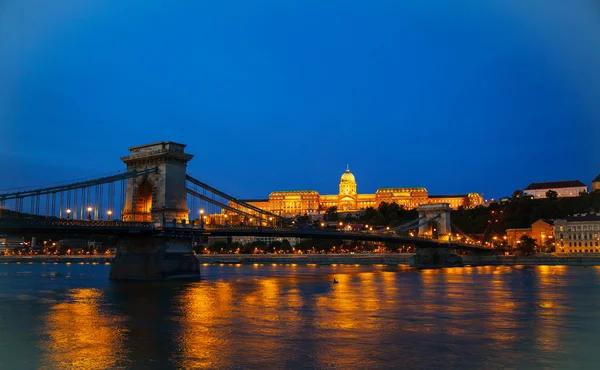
[1,263,599,369]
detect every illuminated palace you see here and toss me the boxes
[229,167,483,218]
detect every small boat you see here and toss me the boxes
[332,278,339,284]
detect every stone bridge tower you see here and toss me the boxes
[121,142,194,223]
[416,203,452,240]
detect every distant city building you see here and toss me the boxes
[227,167,483,218]
[555,213,600,254]
[506,219,554,247]
[592,174,600,192]
[0,236,24,254]
[524,180,588,199]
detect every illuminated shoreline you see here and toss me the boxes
[3,254,600,266]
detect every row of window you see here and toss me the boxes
[560,225,600,232]
[563,241,600,247]
[560,233,600,240]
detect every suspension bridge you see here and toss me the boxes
[0,142,491,279]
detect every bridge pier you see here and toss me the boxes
[109,235,199,281]
[410,247,463,269]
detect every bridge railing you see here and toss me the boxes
[0,218,154,229]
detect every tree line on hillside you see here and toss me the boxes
[322,202,418,227]
[451,190,600,238]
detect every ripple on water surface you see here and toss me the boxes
[1,264,600,369]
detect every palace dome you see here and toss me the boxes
[340,168,356,183]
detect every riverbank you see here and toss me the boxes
[3,254,600,266]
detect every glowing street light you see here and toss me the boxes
[87,207,93,220]
[320,222,325,227]
[199,209,205,228]
[107,210,113,221]
[66,208,71,220]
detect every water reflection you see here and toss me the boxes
[40,288,127,370]
[9,264,599,369]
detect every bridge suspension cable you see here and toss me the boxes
[186,188,261,220]
[0,168,157,201]
[0,168,157,221]
[390,217,425,232]
[394,214,441,233]
[186,174,284,221]
[451,223,478,243]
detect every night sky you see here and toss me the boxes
[1,1,599,200]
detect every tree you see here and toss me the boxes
[518,235,536,256]
[295,214,311,224]
[281,239,292,253]
[543,238,555,253]
[209,241,228,253]
[546,190,558,199]
[324,206,338,221]
[269,240,282,253]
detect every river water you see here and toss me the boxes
[0,263,599,369]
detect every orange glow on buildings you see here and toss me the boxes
[229,167,483,217]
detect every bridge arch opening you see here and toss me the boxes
[134,180,153,222]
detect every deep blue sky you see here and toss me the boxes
[1,0,599,200]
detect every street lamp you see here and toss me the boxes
[320,222,325,227]
[66,208,71,220]
[269,216,273,227]
[199,209,205,228]
[224,214,228,226]
[87,207,93,221]
[107,210,112,221]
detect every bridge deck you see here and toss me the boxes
[0,219,491,251]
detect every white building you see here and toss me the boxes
[554,213,600,254]
[524,180,587,199]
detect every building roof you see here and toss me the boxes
[524,180,587,190]
[376,187,427,193]
[270,190,319,195]
[564,213,600,222]
[593,174,600,183]
[340,167,356,183]
[428,194,468,198]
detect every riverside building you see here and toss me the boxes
[555,213,600,254]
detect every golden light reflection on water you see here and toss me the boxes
[40,288,127,370]
[534,265,567,353]
[176,282,234,369]
[176,276,305,369]
[22,264,586,369]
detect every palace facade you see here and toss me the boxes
[229,167,483,218]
